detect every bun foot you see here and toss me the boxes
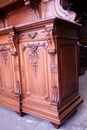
[16,111,25,117]
[51,122,60,129]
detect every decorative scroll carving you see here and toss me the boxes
[45,29,52,46]
[8,30,18,54]
[53,0,76,21]
[27,32,37,39]
[0,46,17,66]
[42,0,76,21]
[14,81,20,98]
[22,42,48,76]
[51,86,58,106]
[8,32,15,49]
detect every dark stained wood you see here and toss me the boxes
[0,0,83,128]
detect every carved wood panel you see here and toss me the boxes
[19,41,51,105]
[0,44,20,98]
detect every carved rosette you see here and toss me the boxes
[22,42,48,76]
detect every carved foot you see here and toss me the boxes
[16,111,25,117]
[51,122,60,129]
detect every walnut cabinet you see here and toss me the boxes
[0,0,83,128]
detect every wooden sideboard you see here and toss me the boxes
[0,0,83,128]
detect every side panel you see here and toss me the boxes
[58,39,79,107]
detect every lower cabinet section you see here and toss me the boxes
[0,18,83,127]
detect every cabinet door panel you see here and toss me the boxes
[0,44,17,98]
[20,41,50,104]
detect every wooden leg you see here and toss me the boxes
[16,111,25,117]
[51,122,60,129]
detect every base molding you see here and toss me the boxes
[21,95,83,125]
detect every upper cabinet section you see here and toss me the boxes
[0,0,77,29]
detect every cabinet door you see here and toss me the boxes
[19,41,53,109]
[0,44,20,112]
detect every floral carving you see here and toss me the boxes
[51,86,58,106]
[50,53,57,73]
[27,32,37,39]
[14,81,20,98]
[22,42,48,76]
[0,46,10,66]
[45,28,52,46]
[0,46,17,66]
